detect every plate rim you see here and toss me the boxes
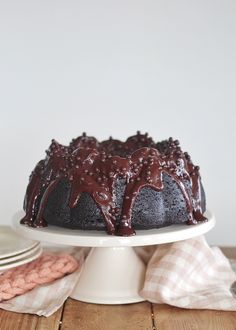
[0,245,43,271]
[0,225,39,259]
[0,243,41,265]
[12,210,215,247]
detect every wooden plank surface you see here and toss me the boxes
[0,306,63,330]
[153,304,236,330]
[220,247,236,260]
[61,298,153,330]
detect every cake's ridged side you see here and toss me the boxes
[43,174,206,231]
[21,133,207,236]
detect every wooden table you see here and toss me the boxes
[1,248,236,330]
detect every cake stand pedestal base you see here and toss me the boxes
[70,246,146,304]
[12,210,215,305]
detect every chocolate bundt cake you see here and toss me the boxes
[20,132,207,236]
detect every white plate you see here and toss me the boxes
[0,226,39,258]
[0,245,43,272]
[0,243,41,265]
[12,210,215,247]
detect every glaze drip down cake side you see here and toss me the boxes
[20,132,207,236]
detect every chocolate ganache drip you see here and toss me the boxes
[20,132,207,236]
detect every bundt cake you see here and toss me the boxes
[20,132,207,236]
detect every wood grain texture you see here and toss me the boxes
[0,305,63,330]
[61,298,153,330]
[220,247,236,260]
[153,304,236,330]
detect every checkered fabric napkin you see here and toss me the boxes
[140,236,236,311]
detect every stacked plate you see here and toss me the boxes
[0,226,42,272]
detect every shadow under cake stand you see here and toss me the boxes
[12,210,215,305]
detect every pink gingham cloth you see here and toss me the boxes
[140,236,236,311]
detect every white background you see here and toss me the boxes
[0,1,235,245]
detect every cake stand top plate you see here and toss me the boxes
[12,210,215,247]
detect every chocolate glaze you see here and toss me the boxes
[21,132,207,236]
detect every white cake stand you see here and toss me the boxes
[12,210,215,305]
